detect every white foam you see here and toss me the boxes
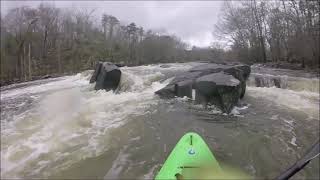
[104,145,130,179]
[247,86,319,118]
[290,137,297,146]
[230,107,244,117]
[1,63,191,178]
[0,74,90,101]
[143,164,160,179]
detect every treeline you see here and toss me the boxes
[215,0,320,67]
[1,1,319,85]
[0,4,196,85]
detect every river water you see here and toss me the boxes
[1,63,319,179]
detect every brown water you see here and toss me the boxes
[1,63,319,179]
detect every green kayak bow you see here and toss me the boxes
[155,132,318,179]
[155,132,222,179]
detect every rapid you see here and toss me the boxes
[1,63,319,179]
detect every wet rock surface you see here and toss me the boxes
[90,63,103,83]
[90,62,121,91]
[155,63,251,113]
[195,72,241,113]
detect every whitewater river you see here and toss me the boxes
[1,63,319,179]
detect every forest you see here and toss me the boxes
[1,0,319,85]
[215,0,320,66]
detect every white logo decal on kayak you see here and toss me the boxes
[188,148,195,155]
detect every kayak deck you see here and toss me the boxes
[155,132,222,179]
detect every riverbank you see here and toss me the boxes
[0,73,72,88]
[255,62,320,74]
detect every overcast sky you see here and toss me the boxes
[1,1,223,47]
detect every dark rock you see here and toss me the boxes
[115,62,125,67]
[190,63,251,80]
[273,78,281,88]
[155,72,202,98]
[169,71,202,86]
[254,76,263,87]
[42,75,52,79]
[239,83,246,99]
[189,63,231,75]
[160,64,171,68]
[195,72,240,113]
[191,64,250,99]
[92,62,121,91]
[195,91,207,106]
[155,79,193,99]
[234,65,250,98]
[223,67,246,99]
[155,84,176,98]
[175,80,193,98]
[235,65,251,80]
[90,62,102,83]
[155,63,251,113]
[195,72,240,95]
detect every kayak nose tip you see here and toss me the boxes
[188,148,195,155]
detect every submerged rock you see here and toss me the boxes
[155,63,251,113]
[90,62,121,91]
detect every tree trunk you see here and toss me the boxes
[43,29,48,59]
[23,45,27,81]
[104,25,107,40]
[58,40,62,73]
[253,0,267,63]
[20,46,24,81]
[20,55,23,81]
[28,43,32,80]
[282,0,290,62]
[15,56,19,79]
